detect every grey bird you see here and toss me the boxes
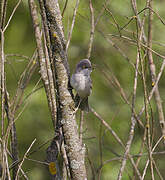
[70,59,92,112]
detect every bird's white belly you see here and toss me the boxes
[71,73,91,98]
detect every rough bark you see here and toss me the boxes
[42,1,87,179]
[29,0,87,179]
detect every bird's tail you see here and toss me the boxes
[75,94,90,112]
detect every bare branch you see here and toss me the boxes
[147,0,165,145]
[35,0,87,179]
[3,0,22,32]
[15,139,36,179]
[87,0,95,59]
[66,0,80,51]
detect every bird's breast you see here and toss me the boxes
[71,73,91,98]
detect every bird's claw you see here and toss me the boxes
[73,107,79,114]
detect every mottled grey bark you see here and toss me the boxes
[29,0,87,179]
[42,1,87,179]
[29,1,60,179]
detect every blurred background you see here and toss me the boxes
[3,0,165,179]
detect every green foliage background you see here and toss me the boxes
[3,0,165,179]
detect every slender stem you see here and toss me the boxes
[87,0,95,59]
[66,0,80,51]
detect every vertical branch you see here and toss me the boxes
[41,0,87,179]
[38,0,60,129]
[147,0,165,144]
[117,3,148,178]
[132,0,165,143]
[39,1,71,179]
[1,1,25,179]
[147,1,155,179]
[79,111,84,145]
[30,0,87,179]
[98,122,103,180]
[140,49,154,180]
[0,30,5,137]
[138,4,154,178]
[28,1,62,178]
[61,143,71,179]
[28,0,57,126]
[0,0,7,145]
[117,20,141,180]
[0,2,11,177]
[131,0,147,42]
[0,0,8,29]
[0,28,7,180]
[87,0,95,59]
[9,117,19,179]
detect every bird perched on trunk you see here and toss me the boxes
[70,59,92,112]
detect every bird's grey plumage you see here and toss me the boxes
[70,59,92,112]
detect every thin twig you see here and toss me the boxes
[25,158,48,165]
[0,0,8,29]
[94,0,108,27]
[147,0,165,145]
[5,53,31,61]
[91,108,125,148]
[104,5,121,36]
[15,139,36,179]
[138,59,165,119]
[0,30,5,137]
[62,0,68,17]
[66,0,80,50]
[79,111,84,145]
[87,0,95,59]
[98,122,103,180]
[142,136,164,180]
[3,0,22,32]
[117,14,142,179]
